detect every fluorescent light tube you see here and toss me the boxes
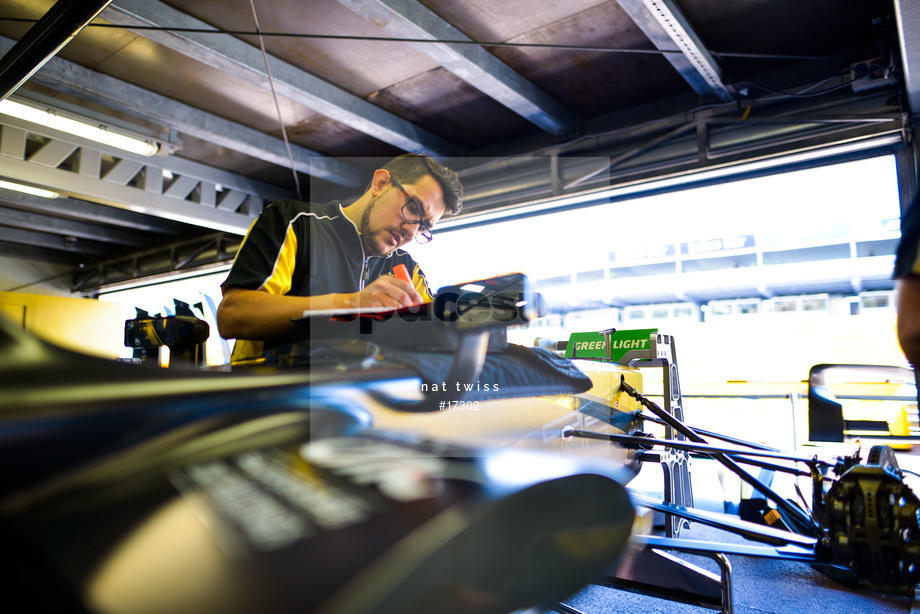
[0,98,160,157]
[0,179,59,199]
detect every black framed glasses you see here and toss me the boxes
[391,176,433,244]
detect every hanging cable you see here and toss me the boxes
[0,17,849,63]
[247,0,302,200]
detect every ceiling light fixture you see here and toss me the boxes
[0,98,160,157]
[0,178,59,199]
[90,264,233,295]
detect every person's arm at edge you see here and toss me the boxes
[897,277,920,369]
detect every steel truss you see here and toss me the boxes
[71,231,241,294]
[0,110,291,234]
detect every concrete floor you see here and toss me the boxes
[559,521,913,614]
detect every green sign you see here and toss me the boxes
[565,328,657,362]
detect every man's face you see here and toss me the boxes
[360,173,446,257]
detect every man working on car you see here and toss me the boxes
[217,153,463,361]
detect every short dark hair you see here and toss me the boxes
[384,154,463,216]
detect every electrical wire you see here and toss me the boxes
[737,74,866,99]
[735,37,895,100]
[247,0,302,200]
[0,17,846,62]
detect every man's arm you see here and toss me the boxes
[897,277,920,368]
[217,287,332,341]
[216,276,424,341]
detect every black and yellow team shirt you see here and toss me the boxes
[222,199,434,361]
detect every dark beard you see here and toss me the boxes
[359,197,383,256]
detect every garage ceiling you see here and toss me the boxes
[0,0,912,293]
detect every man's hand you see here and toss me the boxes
[350,275,424,309]
[218,277,425,341]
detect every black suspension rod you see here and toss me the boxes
[637,412,781,451]
[569,430,819,464]
[584,430,808,477]
[619,377,822,536]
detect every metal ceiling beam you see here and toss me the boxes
[0,225,116,257]
[0,187,199,234]
[0,37,364,189]
[894,0,920,116]
[615,0,733,102]
[0,0,112,100]
[336,0,575,136]
[0,241,82,266]
[0,204,140,245]
[102,0,459,157]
